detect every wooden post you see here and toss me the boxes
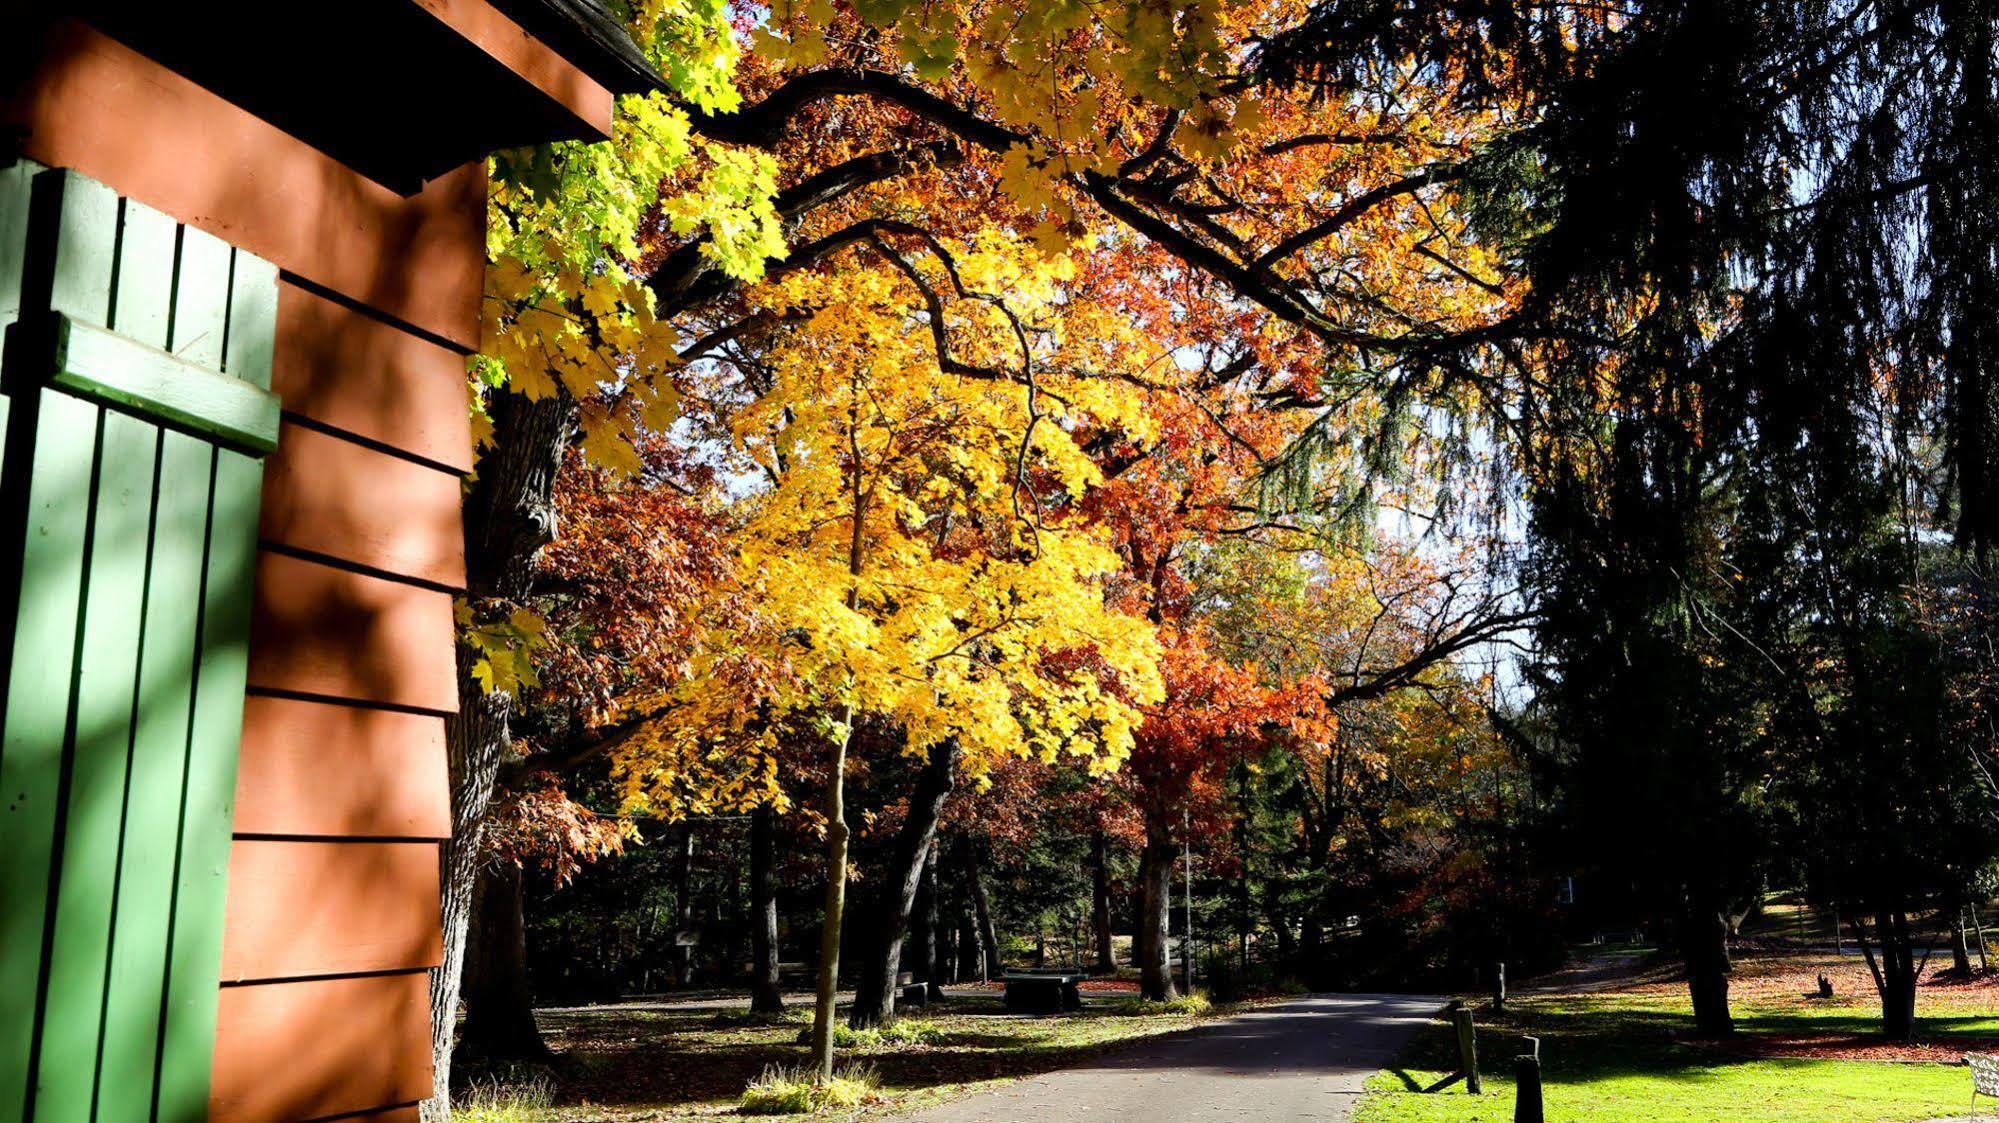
[1452,1004,1481,1094]
[1492,961,1507,1012]
[1513,1035,1542,1123]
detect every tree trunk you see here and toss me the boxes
[808,709,853,1081]
[965,843,1003,980]
[1265,874,1297,970]
[1679,898,1734,1038]
[849,739,960,1028]
[423,392,571,1122]
[750,804,784,1014]
[673,822,695,987]
[457,861,551,1064]
[920,846,946,1000]
[935,873,959,986]
[1875,909,1919,1041]
[956,907,983,981]
[1138,807,1178,1002]
[1953,914,1975,975]
[1129,873,1150,979]
[1091,829,1116,973]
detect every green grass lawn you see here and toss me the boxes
[1356,975,1988,1123]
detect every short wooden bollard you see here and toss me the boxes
[1514,1035,1543,1123]
[1452,1003,1481,1094]
[1493,961,1507,1012]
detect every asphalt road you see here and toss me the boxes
[902,993,1441,1123]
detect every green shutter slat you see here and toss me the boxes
[111,199,179,344]
[100,225,238,1123]
[32,194,181,1123]
[154,446,259,1123]
[0,162,42,456]
[222,253,278,392]
[0,162,37,328]
[155,244,276,1123]
[48,316,281,454]
[101,430,213,1123]
[0,170,120,1123]
[0,396,101,1123]
[35,411,158,1123]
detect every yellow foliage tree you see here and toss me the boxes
[614,231,1165,1070]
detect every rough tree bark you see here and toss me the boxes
[955,907,983,981]
[750,804,784,1014]
[849,739,961,1027]
[964,843,1003,980]
[1091,828,1116,973]
[919,846,946,1000]
[1137,807,1179,1002]
[672,822,695,986]
[1679,895,1734,1038]
[1855,908,1920,1041]
[808,709,853,1080]
[457,861,551,1064]
[424,393,571,1122]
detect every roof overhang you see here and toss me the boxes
[66,0,620,195]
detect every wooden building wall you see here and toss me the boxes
[6,13,609,1121]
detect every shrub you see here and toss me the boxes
[1160,990,1213,1016]
[1114,989,1213,1016]
[1201,951,1245,1004]
[876,1020,945,1046]
[792,1019,943,1049]
[455,1070,555,1123]
[740,1063,878,1115]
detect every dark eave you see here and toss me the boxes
[487,0,669,97]
[68,1,629,196]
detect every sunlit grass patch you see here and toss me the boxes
[739,1063,879,1115]
[1114,990,1213,1017]
[456,1069,555,1123]
[794,1019,947,1050]
[1353,983,1970,1123]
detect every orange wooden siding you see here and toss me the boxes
[247,551,459,714]
[221,841,443,982]
[210,973,431,1123]
[272,282,476,473]
[261,419,468,588]
[233,697,449,839]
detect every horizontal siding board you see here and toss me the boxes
[220,840,442,982]
[210,972,432,1123]
[272,282,474,472]
[315,1108,421,1123]
[234,697,449,839]
[260,421,466,588]
[246,551,458,714]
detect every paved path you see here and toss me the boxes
[902,993,1441,1123]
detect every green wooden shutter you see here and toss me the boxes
[0,165,280,1123]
